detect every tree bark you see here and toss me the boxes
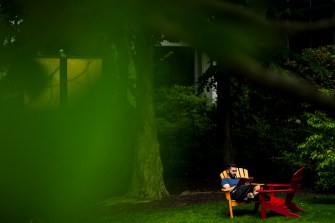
[127,33,169,200]
[217,63,234,165]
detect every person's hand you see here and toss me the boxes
[247,192,254,198]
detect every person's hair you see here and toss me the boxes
[227,163,237,170]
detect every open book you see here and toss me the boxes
[237,177,254,186]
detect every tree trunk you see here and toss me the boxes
[127,33,169,200]
[217,63,235,165]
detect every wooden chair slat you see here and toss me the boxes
[223,171,228,178]
[236,168,241,178]
[244,169,249,178]
[220,172,224,179]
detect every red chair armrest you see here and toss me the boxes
[265,184,291,187]
[256,189,294,193]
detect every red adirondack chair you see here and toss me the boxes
[256,167,305,219]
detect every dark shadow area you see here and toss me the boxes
[153,46,195,88]
[304,196,335,205]
[221,208,259,218]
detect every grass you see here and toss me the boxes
[87,194,335,223]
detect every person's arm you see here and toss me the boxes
[222,183,236,192]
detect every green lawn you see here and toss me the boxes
[88,194,335,223]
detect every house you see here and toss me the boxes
[154,40,216,102]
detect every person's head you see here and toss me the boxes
[227,163,238,178]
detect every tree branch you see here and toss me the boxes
[229,51,335,112]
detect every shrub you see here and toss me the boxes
[298,111,335,192]
[154,85,216,178]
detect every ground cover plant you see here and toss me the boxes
[81,192,335,223]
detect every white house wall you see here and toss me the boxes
[160,40,217,103]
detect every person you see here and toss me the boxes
[221,163,260,201]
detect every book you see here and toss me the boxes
[237,177,254,186]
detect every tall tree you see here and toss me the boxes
[127,31,168,199]
[200,62,236,164]
[216,63,234,164]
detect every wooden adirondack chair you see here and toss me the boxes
[256,167,305,219]
[220,167,263,218]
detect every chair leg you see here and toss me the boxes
[228,204,233,218]
[276,208,301,218]
[227,199,233,218]
[292,203,305,213]
[266,204,302,218]
[260,203,267,219]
